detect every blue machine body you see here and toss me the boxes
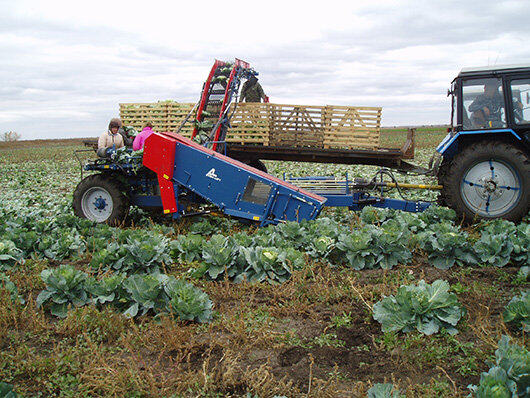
[169,139,327,225]
[141,132,327,226]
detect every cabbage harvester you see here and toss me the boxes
[73,60,529,225]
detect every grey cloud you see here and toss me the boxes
[1,1,529,139]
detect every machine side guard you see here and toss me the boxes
[436,129,523,159]
[143,133,179,213]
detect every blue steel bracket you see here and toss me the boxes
[320,192,431,213]
[349,197,431,212]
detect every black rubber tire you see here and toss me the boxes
[436,159,451,207]
[442,141,529,222]
[73,174,129,225]
[248,159,267,173]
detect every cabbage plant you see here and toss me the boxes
[201,234,239,279]
[0,240,22,270]
[0,382,19,398]
[170,234,204,263]
[413,222,476,269]
[122,273,169,317]
[495,335,530,397]
[36,229,86,260]
[372,279,464,335]
[336,227,376,270]
[164,278,213,323]
[37,265,91,318]
[0,272,24,304]
[473,219,516,267]
[512,224,530,266]
[122,273,213,322]
[468,366,517,398]
[503,291,530,332]
[239,246,305,284]
[90,232,171,274]
[87,273,128,308]
[367,383,402,398]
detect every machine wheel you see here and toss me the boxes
[73,174,129,225]
[442,141,529,222]
[248,159,267,173]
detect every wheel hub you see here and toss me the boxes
[94,197,107,210]
[483,179,497,193]
[475,176,501,199]
[461,159,521,217]
[81,187,114,222]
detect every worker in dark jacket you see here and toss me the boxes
[240,76,267,103]
[469,81,505,128]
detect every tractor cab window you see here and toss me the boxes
[510,79,530,124]
[462,78,506,130]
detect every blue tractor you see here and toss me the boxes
[436,64,530,222]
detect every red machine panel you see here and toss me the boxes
[143,133,178,214]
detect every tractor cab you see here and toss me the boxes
[437,64,530,222]
[448,64,530,149]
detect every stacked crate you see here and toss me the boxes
[119,101,382,150]
[119,102,195,138]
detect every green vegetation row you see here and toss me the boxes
[35,265,212,322]
[1,200,529,284]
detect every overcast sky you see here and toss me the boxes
[1,0,529,140]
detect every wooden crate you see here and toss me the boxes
[322,106,381,149]
[228,103,270,145]
[120,102,195,136]
[120,101,382,149]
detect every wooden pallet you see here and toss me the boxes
[119,101,382,149]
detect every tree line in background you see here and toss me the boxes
[1,131,21,142]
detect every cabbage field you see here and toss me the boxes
[0,132,529,397]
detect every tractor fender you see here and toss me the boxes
[436,129,524,161]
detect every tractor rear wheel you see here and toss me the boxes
[73,174,129,225]
[442,141,529,222]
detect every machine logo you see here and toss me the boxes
[206,168,221,181]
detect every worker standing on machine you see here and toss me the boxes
[97,118,125,157]
[240,75,268,103]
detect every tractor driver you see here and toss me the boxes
[97,118,125,157]
[468,80,504,128]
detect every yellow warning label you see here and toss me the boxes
[163,174,169,180]
[253,216,260,221]
[164,209,170,214]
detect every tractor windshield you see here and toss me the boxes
[510,78,530,124]
[462,78,506,130]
